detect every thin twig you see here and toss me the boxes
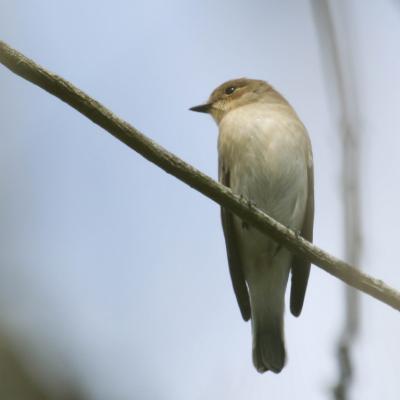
[0,40,399,312]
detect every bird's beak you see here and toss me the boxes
[189,103,212,113]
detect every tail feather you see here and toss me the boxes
[252,317,286,373]
[247,249,291,374]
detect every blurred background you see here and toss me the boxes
[0,0,399,399]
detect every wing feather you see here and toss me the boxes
[290,153,314,317]
[219,162,251,321]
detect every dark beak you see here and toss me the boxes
[189,103,212,113]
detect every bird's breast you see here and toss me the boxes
[218,103,309,228]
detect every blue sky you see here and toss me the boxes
[0,1,399,399]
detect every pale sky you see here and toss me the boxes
[0,1,399,399]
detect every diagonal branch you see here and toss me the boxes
[0,40,399,312]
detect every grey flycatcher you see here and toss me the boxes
[190,78,314,373]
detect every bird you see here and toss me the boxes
[190,78,314,373]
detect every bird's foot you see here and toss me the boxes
[247,199,257,209]
[238,194,256,209]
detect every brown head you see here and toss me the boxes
[190,78,288,123]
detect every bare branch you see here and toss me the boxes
[0,40,399,312]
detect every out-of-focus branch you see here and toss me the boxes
[0,40,399,312]
[311,1,362,399]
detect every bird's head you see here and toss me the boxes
[190,78,286,123]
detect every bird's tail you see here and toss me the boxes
[252,308,285,373]
[248,251,291,373]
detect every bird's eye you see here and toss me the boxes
[224,86,236,95]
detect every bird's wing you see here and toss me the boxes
[290,151,314,317]
[219,161,251,321]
